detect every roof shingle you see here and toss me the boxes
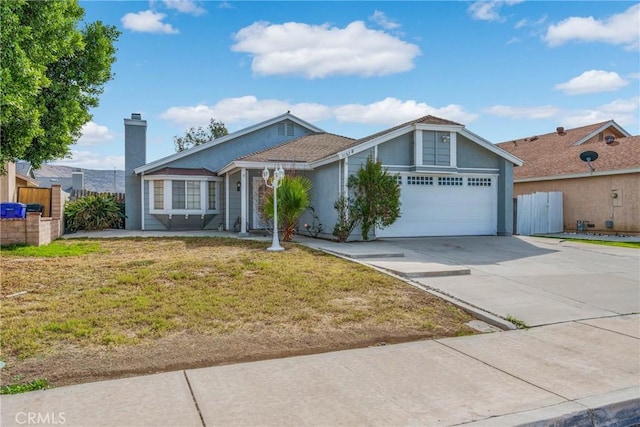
[496,122,639,179]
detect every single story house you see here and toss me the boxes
[125,112,522,239]
[497,121,639,235]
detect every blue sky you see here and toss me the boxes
[59,0,640,170]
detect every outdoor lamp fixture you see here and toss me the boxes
[441,134,451,143]
[236,181,241,192]
[262,164,285,251]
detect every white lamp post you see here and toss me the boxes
[262,164,285,251]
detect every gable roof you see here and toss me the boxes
[135,113,324,174]
[328,114,522,166]
[496,120,638,180]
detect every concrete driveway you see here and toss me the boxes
[376,235,640,327]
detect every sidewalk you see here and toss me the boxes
[2,315,638,426]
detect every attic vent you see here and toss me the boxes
[277,123,285,136]
[556,127,566,135]
[287,123,294,136]
[598,132,604,141]
[526,136,538,142]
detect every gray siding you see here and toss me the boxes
[228,171,241,230]
[305,163,341,238]
[378,133,413,166]
[142,181,165,230]
[457,134,500,169]
[348,149,374,176]
[162,121,311,171]
[497,159,514,235]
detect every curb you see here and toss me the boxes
[460,387,640,426]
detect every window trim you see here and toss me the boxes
[145,175,222,215]
[416,130,457,168]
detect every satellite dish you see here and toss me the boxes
[580,151,598,162]
[580,150,598,172]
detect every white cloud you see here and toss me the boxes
[161,96,478,130]
[218,2,234,9]
[369,10,400,30]
[76,121,114,146]
[468,1,524,22]
[334,98,478,125]
[544,4,640,50]
[52,151,124,170]
[486,105,561,119]
[163,0,205,16]
[160,96,333,129]
[121,10,179,34]
[562,98,640,128]
[231,21,420,78]
[555,70,629,95]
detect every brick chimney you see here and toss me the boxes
[124,113,147,229]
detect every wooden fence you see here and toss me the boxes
[17,187,52,217]
[69,189,125,202]
[516,191,563,235]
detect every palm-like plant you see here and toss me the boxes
[262,175,312,241]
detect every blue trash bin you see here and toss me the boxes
[0,202,27,219]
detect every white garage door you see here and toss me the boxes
[377,175,497,238]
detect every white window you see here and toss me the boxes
[423,131,451,166]
[468,177,492,187]
[153,180,164,209]
[407,176,433,186]
[438,177,463,186]
[149,178,220,214]
[208,181,217,210]
[172,180,200,210]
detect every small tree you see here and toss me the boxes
[174,118,228,152]
[332,194,359,242]
[262,175,312,242]
[348,157,401,241]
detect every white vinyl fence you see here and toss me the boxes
[516,191,563,235]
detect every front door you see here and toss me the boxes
[252,177,269,229]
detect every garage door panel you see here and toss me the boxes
[377,175,497,238]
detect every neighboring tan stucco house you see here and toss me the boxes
[497,121,639,235]
[125,112,522,239]
[1,161,39,203]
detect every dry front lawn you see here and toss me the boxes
[1,237,474,388]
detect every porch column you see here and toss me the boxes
[225,172,230,230]
[415,129,423,166]
[240,168,248,235]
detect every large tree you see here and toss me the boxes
[174,118,229,152]
[0,0,119,170]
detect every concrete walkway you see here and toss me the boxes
[2,315,638,426]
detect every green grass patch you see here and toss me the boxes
[536,236,640,249]
[1,379,49,395]
[1,240,102,257]
[506,314,529,329]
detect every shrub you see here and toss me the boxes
[262,176,312,242]
[348,157,401,241]
[332,195,359,242]
[64,195,125,232]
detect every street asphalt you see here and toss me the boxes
[2,231,638,426]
